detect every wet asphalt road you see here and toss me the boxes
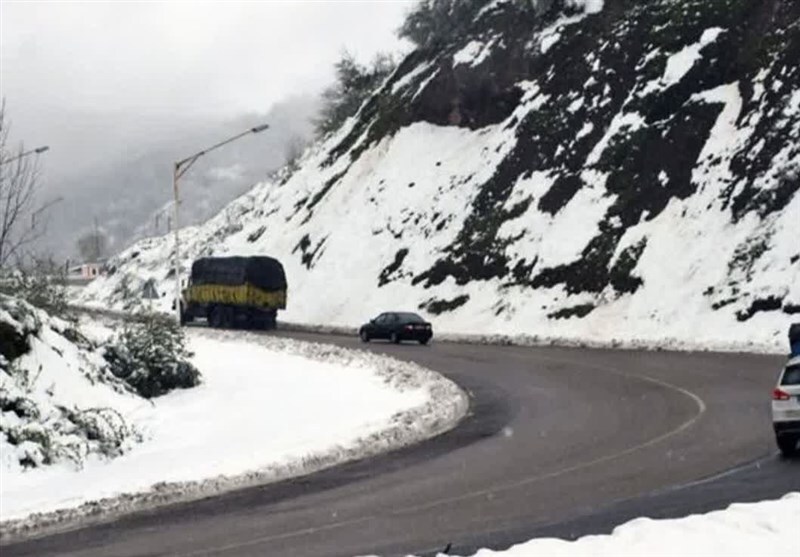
[3,330,798,557]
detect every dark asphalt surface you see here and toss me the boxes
[4,331,798,557]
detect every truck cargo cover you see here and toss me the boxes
[191,256,287,291]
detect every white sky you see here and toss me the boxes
[0,0,413,171]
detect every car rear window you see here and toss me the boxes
[782,365,800,386]
[397,313,425,323]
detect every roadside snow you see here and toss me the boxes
[396,492,800,557]
[0,297,141,473]
[0,327,467,541]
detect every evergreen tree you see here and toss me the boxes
[315,51,396,138]
[398,0,486,48]
[104,309,200,398]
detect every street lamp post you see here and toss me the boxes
[31,196,64,229]
[1,145,50,166]
[172,124,269,323]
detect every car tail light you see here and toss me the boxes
[773,388,791,401]
[405,325,413,330]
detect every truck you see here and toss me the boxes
[179,256,287,329]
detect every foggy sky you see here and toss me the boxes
[1,1,412,179]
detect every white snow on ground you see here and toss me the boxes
[387,493,800,557]
[0,324,467,540]
[0,298,141,472]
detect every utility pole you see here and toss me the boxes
[170,123,269,323]
[94,217,100,261]
[30,196,64,229]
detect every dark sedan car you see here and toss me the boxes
[359,312,433,345]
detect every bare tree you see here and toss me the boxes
[0,101,44,268]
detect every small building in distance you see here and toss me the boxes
[67,259,107,283]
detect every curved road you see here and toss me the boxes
[4,331,799,556]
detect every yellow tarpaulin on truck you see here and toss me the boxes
[185,283,287,310]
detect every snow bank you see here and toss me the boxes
[0,296,141,473]
[391,493,800,557]
[0,326,467,542]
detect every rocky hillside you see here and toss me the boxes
[82,0,799,351]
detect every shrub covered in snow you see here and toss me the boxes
[0,295,140,470]
[103,309,200,398]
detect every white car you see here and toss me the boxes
[772,356,800,457]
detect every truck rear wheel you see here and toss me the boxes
[222,306,236,329]
[208,306,225,329]
[179,304,193,325]
[258,310,277,330]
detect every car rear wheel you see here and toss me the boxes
[390,332,400,344]
[360,329,370,343]
[419,338,429,345]
[776,434,798,458]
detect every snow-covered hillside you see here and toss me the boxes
[82,0,799,351]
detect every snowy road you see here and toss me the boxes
[4,329,799,556]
